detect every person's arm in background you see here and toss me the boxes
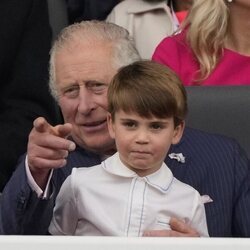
[0,0,62,191]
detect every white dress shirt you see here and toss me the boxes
[49,152,209,236]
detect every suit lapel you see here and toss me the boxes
[165,149,190,182]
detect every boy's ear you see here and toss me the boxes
[107,113,115,139]
[172,121,185,145]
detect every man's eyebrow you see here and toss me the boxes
[60,80,107,89]
[85,80,108,85]
[60,83,78,90]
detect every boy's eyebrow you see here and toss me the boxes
[119,117,171,123]
[120,118,136,121]
[149,120,171,125]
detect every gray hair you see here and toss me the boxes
[49,21,140,100]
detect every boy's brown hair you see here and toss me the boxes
[108,60,187,127]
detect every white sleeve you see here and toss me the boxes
[106,5,117,23]
[189,192,210,237]
[48,171,78,235]
[25,155,53,199]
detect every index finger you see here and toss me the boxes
[33,117,56,134]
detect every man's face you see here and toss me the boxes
[55,40,118,154]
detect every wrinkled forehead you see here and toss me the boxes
[54,40,118,86]
[58,36,114,57]
[55,38,117,71]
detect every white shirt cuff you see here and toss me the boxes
[25,155,53,199]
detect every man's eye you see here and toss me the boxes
[63,86,80,98]
[88,83,108,93]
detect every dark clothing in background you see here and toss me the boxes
[0,0,61,191]
[66,0,121,23]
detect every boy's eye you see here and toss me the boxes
[123,121,136,128]
[150,123,163,130]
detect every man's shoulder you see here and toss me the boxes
[183,127,236,145]
[173,127,241,158]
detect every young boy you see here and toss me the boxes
[49,61,209,237]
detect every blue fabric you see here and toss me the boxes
[0,127,249,236]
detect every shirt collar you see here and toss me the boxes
[126,0,179,31]
[102,152,174,193]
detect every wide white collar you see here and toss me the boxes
[102,152,174,193]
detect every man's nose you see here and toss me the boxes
[77,87,97,115]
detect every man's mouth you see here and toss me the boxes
[81,119,107,132]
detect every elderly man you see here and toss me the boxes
[0,21,249,236]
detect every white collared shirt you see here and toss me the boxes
[49,152,208,236]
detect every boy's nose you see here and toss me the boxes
[135,130,149,144]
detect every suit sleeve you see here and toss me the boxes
[231,143,250,236]
[0,156,56,235]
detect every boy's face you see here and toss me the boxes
[107,110,184,177]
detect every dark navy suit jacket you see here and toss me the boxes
[1,127,250,236]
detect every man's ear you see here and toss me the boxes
[107,113,115,139]
[172,121,185,145]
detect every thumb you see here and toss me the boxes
[54,123,73,138]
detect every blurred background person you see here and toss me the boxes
[153,0,250,85]
[169,0,193,23]
[66,0,122,23]
[0,0,61,191]
[107,0,193,59]
[48,0,122,41]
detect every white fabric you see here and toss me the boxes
[106,0,178,59]
[49,153,209,236]
[25,155,53,199]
